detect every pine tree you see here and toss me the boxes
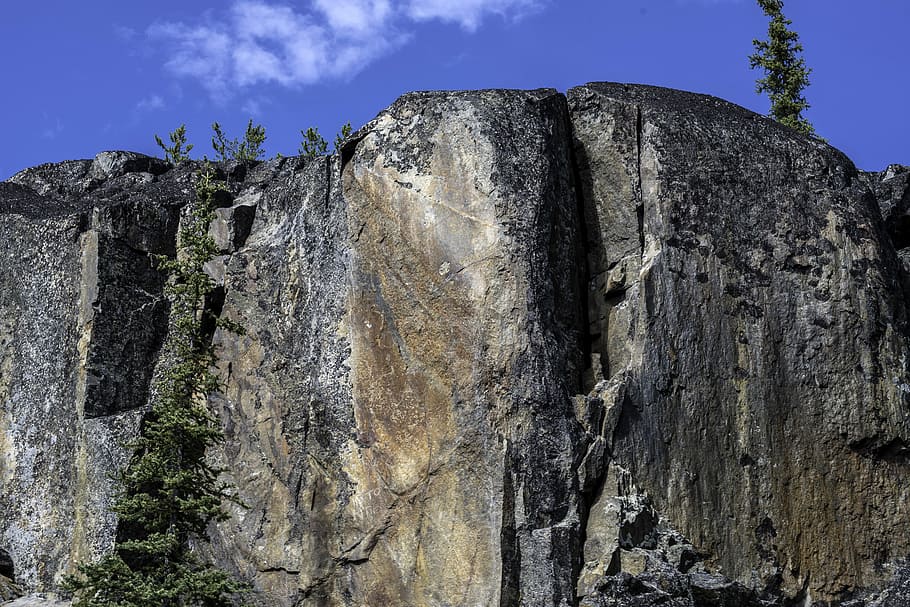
[299,127,328,158]
[334,122,352,152]
[749,0,815,135]
[211,120,267,162]
[64,166,246,607]
[155,126,194,165]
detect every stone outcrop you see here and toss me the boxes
[2,84,910,607]
[570,83,910,604]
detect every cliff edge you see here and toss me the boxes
[2,83,910,607]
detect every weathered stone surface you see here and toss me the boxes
[866,164,910,236]
[337,88,585,607]
[3,83,910,607]
[8,160,94,199]
[209,192,258,253]
[865,165,910,279]
[199,155,354,605]
[570,82,910,603]
[1,575,22,602]
[205,89,587,607]
[0,162,185,591]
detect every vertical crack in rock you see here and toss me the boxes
[635,106,645,256]
[566,97,596,394]
[499,443,521,607]
[568,82,910,605]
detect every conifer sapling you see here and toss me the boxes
[155,125,193,165]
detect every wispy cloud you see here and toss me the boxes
[147,0,543,95]
[148,21,234,95]
[41,118,64,140]
[314,0,393,34]
[405,0,541,31]
[136,94,166,112]
[241,96,270,116]
[113,24,137,41]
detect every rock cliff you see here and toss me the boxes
[2,84,910,607]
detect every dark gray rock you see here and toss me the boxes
[865,165,910,278]
[8,159,94,198]
[0,548,13,580]
[88,151,169,182]
[570,82,910,604]
[866,165,910,234]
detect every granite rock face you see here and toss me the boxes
[2,85,910,607]
[569,83,910,604]
[0,154,183,593]
[205,89,586,607]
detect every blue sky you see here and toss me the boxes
[1,1,907,180]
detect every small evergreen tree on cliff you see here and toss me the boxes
[299,126,328,158]
[749,0,815,135]
[212,120,267,162]
[334,122,352,151]
[64,167,245,607]
[155,125,194,165]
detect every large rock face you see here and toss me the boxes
[0,155,178,592]
[569,83,910,604]
[1,84,910,607]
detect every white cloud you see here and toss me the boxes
[148,21,234,94]
[113,25,137,41]
[406,0,541,31]
[314,0,392,35]
[241,96,269,116]
[136,95,166,111]
[147,0,542,94]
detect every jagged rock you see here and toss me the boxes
[865,165,910,277]
[88,151,169,181]
[570,82,910,602]
[866,164,910,237]
[3,83,910,607]
[209,193,258,253]
[8,160,94,198]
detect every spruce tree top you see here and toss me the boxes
[750,0,815,136]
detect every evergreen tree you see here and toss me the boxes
[64,167,246,607]
[749,0,815,135]
[155,126,194,165]
[334,122,352,152]
[299,127,328,158]
[211,120,267,162]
